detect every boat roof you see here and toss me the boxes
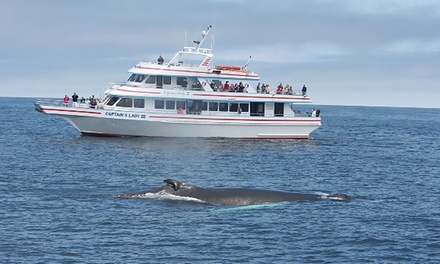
[128,25,260,81]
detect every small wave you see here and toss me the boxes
[314,191,350,201]
[314,191,333,199]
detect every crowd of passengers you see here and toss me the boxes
[63,93,100,108]
[208,80,308,96]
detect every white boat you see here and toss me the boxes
[35,26,321,139]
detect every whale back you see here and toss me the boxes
[115,179,350,205]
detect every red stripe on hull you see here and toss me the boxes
[41,108,102,115]
[149,115,320,123]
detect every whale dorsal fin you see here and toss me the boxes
[163,179,182,191]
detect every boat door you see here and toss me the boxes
[250,102,265,116]
[156,76,163,88]
[274,103,284,117]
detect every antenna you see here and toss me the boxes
[243,56,252,70]
[195,25,212,51]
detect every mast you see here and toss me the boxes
[195,25,212,51]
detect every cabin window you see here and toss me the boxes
[209,102,218,111]
[229,103,238,112]
[128,74,136,82]
[177,77,188,87]
[116,98,133,107]
[145,76,156,84]
[202,102,208,111]
[176,100,186,109]
[135,75,146,83]
[155,100,165,109]
[106,96,120,106]
[240,103,249,112]
[134,99,144,108]
[164,76,171,85]
[219,103,228,112]
[166,100,175,110]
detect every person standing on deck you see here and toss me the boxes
[72,92,79,107]
[63,95,69,106]
[302,84,307,96]
[157,55,164,65]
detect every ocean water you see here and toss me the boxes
[1,97,439,263]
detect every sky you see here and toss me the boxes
[1,0,439,108]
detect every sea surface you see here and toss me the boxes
[1,97,439,263]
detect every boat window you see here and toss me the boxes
[240,103,249,112]
[209,102,218,111]
[145,76,156,84]
[134,99,144,108]
[106,96,120,106]
[176,100,186,109]
[135,75,146,83]
[166,100,175,110]
[229,103,238,112]
[219,103,228,112]
[164,76,171,85]
[176,77,188,87]
[176,77,184,85]
[128,74,137,82]
[155,100,165,109]
[116,98,133,107]
[202,102,208,111]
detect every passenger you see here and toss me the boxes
[284,84,290,94]
[302,84,307,96]
[311,108,316,117]
[72,92,79,107]
[182,78,188,88]
[210,81,216,91]
[261,83,266,93]
[234,83,239,92]
[265,84,271,94]
[80,97,86,103]
[157,55,164,65]
[256,83,261,93]
[177,107,184,114]
[238,82,245,93]
[277,83,283,94]
[218,83,224,92]
[63,95,69,106]
[237,106,242,115]
[224,81,230,92]
[90,95,97,108]
[316,109,321,117]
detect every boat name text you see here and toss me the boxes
[162,90,191,97]
[105,112,146,119]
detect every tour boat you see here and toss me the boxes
[34,26,321,139]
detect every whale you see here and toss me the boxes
[115,179,350,206]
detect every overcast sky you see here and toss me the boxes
[1,0,439,108]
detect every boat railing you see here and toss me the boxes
[99,82,126,100]
[34,98,99,109]
[34,98,65,107]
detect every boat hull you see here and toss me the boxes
[38,105,320,139]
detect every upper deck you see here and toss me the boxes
[127,25,260,82]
